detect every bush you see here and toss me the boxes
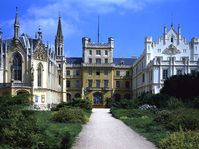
[159,130,199,149]
[156,109,199,131]
[109,99,137,109]
[167,97,184,110]
[136,93,170,108]
[51,107,89,124]
[52,98,92,112]
[67,98,92,111]
[193,97,199,109]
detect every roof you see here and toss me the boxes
[113,58,137,66]
[66,57,137,66]
[67,57,83,64]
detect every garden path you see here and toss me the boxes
[72,108,156,149]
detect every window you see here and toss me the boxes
[96,58,101,64]
[116,71,120,77]
[96,70,100,76]
[105,58,108,64]
[88,80,92,87]
[116,81,120,88]
[58,75,61,85]
[142,73,145,83]
[76,80,80,88]
[104,69,108,75]
[158,49,161,53]
[37,64,42,87]
[104,80,109,88]
[105,50,108,55]
[183,49,186,53]
[163,69,168,79]
[13,53,22,81]
[171,37,174,43]
[88,69,92,75]
[76,70,80,76]
[66,70,70,76]
[67,80,70,88]
[89,58,92,64]
[177,69,182,75]
[58,64,61,68]
[126,71,130,77]
[96,80,100,88]
[125,81,130,88]
[96,50,101,55]
[89,50,92,55]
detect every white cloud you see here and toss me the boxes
[3,0,172,43]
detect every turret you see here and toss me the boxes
[177,24,181,45]
[55,16,64,57]
[14,7,20,40]
[163,24,167,45]
[108,37,114,48]
[145,36,152,53]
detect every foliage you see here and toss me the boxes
[111,108,168,145]
[161,73,199,99]
[135,93,170,108]
[52,98,92,112]
[51,107,89,124]
[159,129,199,149]
[108,98,137,109]
[155,108,199,131]
[166,97,184,110]
[192,97,199,109]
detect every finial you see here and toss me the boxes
[0,27,2,39]
[38,25,42,40]
[171,12,174,27]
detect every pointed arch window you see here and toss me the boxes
[38,64,43,87]
[13,53,22,81]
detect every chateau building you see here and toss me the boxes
[0,8,136,108]
[132,24,199,98]
[0,8,199,108]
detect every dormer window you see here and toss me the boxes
[120,60,124,65]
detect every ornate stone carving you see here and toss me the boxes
[162,44,181,55]
[33,41,47,61]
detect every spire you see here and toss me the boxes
[171,12,174,28]
[38,26,42,40]
[56,16,63,39]
[97,16,100,43]
[14,7,20,39]
[55,16,64,57]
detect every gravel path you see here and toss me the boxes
[72,108,156,149]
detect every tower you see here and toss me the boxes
[55,16,64,57]
[14,7,20,40]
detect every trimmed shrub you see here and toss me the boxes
[109,99,137,109]
[67,98,92,111]
[159,130,199,149]
[156,109,199,131]
[167,97,184,110]
[52,99,92,112]
[51,107,88,124]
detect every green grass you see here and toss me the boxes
[111,108,169,146]
[33,111,82,148]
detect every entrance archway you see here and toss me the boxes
[93,92,103,105]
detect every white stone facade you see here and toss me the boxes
[132,24,199,98]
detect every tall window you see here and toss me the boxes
[105,50,108,56]
[105,58,108,64]
[116,81,120,88]
[89,58,92,64]
[67,80,71,88]
[96,50,101,55]
[125,81,130,88]
[96,58,101,64]
[89,50,92,55]
[116,71,120,77]
[96,80,100,88]
[13,53,22,81]
[88,80,93,87]
[38,64,42,87]
[104,80,108,88]
[163,69,168,79]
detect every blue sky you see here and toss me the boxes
[0,0,199,57]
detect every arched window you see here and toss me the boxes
[67,93,72,102]
[171,37,174,43]
[13,53,22,81]
[38,64,43,87]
